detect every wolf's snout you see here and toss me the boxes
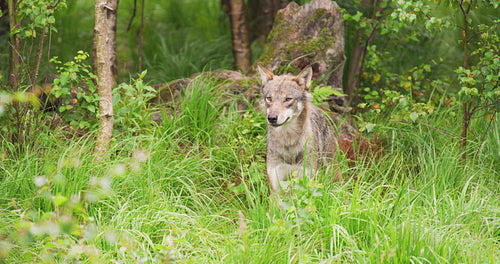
[267,114,278,125]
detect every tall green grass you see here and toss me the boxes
[1,75,499,262]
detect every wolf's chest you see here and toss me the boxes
[270,130,314,164]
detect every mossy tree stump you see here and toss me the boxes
[257,0,345,91]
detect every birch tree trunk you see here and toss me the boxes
[94,0,118,158]
[229,0,252,73]
[8,0,21,91]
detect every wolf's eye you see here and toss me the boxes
[284,97,293,102]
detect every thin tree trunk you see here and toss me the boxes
[94,0,119,158]
[346,28,366,99]
[229,0,252,73]
[461,102,470,161]
[345,0,374,101]
[248,0,273,39]
[8,0,21,91]
[8,0,24,154]
[32,26,46,91]
[459,2,472,162]
[247,0,289,40]
[138,0,145,73]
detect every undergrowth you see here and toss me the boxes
[0,75,499,263]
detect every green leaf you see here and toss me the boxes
[331,89,347,97]
[410,112,418,121]
[54,193,68,207]
[86,105,96,113]
[352,11,362,22]
[365,123,375,133]
[59,73,69,85]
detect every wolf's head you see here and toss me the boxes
[257,64,313,128]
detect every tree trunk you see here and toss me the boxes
[257,0,345,88]
[8,0,21,91]
[94,0,118,158]
[459,1,471,162]
[248,0,289,40]
[138,0,145,73]
[461,102,470,161]
[229,0,252,74]
[32,26,46,91]
[8,0,26,154]
[345,0,374,101]
[346,28,366,100]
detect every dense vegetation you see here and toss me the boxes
[0,0,499,263]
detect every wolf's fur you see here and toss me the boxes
[257,64,337,192]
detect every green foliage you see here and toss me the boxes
[456,21,500,112]
[112,70,158,136]
[226,111,267,197]
[342,0,498,163]
[311,81,346,105]
[341,0,448,126]
[0,91,41,149]
[281,177,325,229]
[50,51,98,131]
[14,0,66,39]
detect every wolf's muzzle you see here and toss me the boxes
[267,114,278,125]
[268,115,290,127]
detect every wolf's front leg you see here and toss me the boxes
[267,162,314,193]
[292,163,314,181]
[267,162,288,193]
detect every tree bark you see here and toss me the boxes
[229,0,252,74]
[248,0,274,39]
[345,0,375,101]
[138,0,145,73]
[8,0,21,91]
[94,0,118,158]
[247,0,290,40]
[459,2,472,162]
[32,26,46,91]
[248,0,289,40]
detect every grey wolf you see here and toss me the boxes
[257,64,337,193]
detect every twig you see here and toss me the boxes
[471,102,499,115]
[32,26,46,90]
[127,0,137,32]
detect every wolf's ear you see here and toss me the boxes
[257,63,274,85]
[295,66,313,90]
